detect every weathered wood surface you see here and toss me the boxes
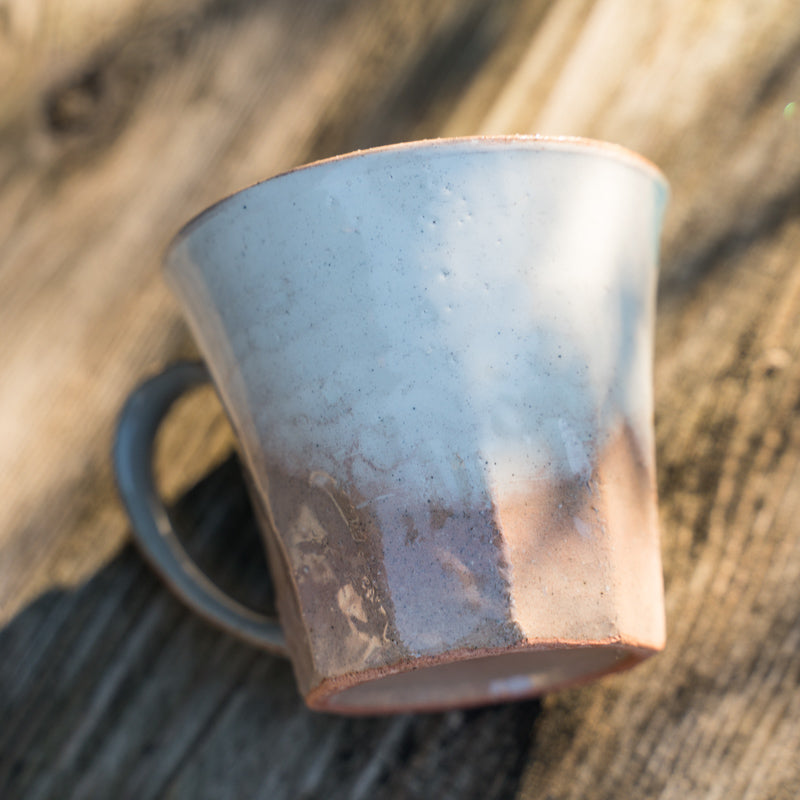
[2,0,800,797]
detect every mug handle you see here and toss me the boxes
[113,361,289,656]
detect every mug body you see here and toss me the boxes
[165,137,668,712]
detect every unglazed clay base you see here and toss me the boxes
[312,643,648,713]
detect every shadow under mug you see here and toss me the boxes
[115,136,669,714]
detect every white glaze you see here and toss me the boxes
[169,140,663,496]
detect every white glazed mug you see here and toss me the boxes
[115,136,669,714]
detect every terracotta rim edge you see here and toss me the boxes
[164,134,668,260]
[304,637,663,716]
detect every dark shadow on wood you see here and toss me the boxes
[659,178,800,306]
[0,455,540,799]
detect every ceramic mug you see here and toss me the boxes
[114,136,669,714]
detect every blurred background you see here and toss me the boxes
[1,0,799,797]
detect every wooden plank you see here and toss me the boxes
[2,0,800,797]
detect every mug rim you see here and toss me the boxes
[166,134,668,256]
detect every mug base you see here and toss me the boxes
[305,640,658,715]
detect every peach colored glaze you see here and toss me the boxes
[165,136,668,713]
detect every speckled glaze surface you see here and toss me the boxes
[165,136,669,713]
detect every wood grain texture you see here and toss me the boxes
[1,0,799,797]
